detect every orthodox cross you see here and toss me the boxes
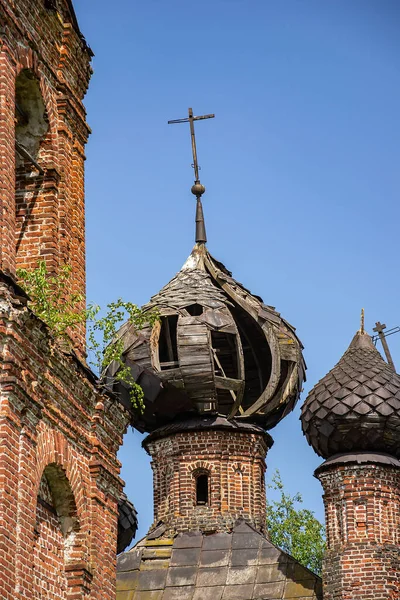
[168,108,214,183]
[168,108,215,244]
[373,321,396,370]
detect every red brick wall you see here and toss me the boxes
[0,0,92,356]
[0,278,130,600]
[145,427,270,535]
[317,459,400,600]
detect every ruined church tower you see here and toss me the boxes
[0,2,134,598]
[113,111,322,599]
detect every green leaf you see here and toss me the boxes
[17,262,159,416]
[266,469,325,575]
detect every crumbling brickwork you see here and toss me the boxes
[317,458,400,600]
[0,277,130,600]
[145,425,271,535]
[0,0,92,356]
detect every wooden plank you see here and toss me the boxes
[180,364,213,374]
[179,316,204,325]
[156,368,181,380]
[129,344,150,360]
[180,345,210,356]
[180,355,211,366]
[179,335,209,345]
[159,361,179,368]
[215,375,243,392]
[178,325,207,336]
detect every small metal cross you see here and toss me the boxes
[373,321,396,370]
[168,108,215,183]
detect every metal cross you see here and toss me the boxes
[168,108,215,183]
[373,321,396,370]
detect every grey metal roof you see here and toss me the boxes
[315,451,400,475]
[116,521,322,600]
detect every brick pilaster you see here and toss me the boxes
[0,43,17,276]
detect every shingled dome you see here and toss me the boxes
[301,329,400,459]
[107,242,305,432]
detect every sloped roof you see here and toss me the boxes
[116,521,322,600]
[118,493,138,554]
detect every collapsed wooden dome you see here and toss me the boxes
[107,243,305,432]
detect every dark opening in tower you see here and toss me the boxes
[211,330,240,413]
[195,473,209,506]
[158,315,179,370]
[185,304,203,317]
[15,69,49,262]
[231,304,272,410]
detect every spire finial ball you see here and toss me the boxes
[191,182,206,197]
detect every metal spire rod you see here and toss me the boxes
[168,108,215,244]
[373,321,396,371]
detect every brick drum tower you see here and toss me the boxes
[301,325,400,599]
[114,111,322,600]
[0,2,135,598]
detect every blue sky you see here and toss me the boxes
[73,0,400,542]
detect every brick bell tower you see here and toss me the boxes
[301,323,400,599]
[112,111,322,599]
[0,2,135,599]
[0,0,90,355]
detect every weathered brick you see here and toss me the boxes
[145,428,268,536]
[0,0,91,358]
[318,460,400,599]
[0,271,130,598]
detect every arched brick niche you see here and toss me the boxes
[33,463,89,599]
[144,417,272,535]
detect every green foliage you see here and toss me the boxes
[17,261,156,414]
[266,470,325,576]
[86,300,158,412]
[17,261,85,339]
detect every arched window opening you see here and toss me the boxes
[15,69,48,172]
[34,463,80,598]
[195,472,209,506]
[15,70,49,259]
[158,316,179,370]
[185,304,203,317]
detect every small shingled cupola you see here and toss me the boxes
[301,324,400,459]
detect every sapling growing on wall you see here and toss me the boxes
[17,261,156,413]
[17,261,86,339]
